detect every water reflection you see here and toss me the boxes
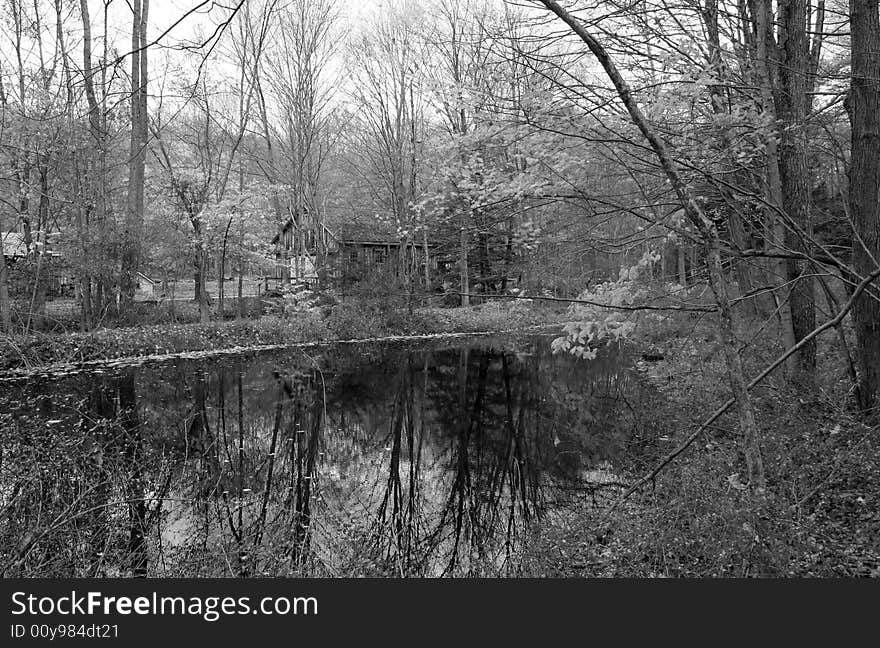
[0,336,639,577]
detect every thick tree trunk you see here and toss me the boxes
[78,0,104,331]
[237,264,244,320]
[25,243,45,332]
[459,223,469,307]
[849,0,880,414]
[122,0,148,305]
[777,0,816,376]
[422,229,430,288]
[217,254,224,318]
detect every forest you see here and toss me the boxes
[0,0,878,577]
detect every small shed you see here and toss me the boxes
[2,231,72,296]
[135,272,159,299]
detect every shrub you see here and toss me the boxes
[382,309,437,335]
[326,303,385,339]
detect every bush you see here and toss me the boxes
[217,296,264,320]
[326,303,386,339]
[382,309,438,335]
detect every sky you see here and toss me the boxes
[72,0,398,94]
[93,0,390,50]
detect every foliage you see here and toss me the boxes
[523,326,880,577]
[551,250,662,359]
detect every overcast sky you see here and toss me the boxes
[92,0,389,48]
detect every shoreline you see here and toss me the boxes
[0,305,572,378]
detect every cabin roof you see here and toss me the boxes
[270,216,402,246]
[270,218,293,245]
[269,209,313,245]
[337,221,400,245]
[269,217,436,248]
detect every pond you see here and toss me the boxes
[0,334,652,577]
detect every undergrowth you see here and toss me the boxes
[0,298,566,371]
[523,316,880,577]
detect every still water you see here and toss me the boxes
[0,334,646,577]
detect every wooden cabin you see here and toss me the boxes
[270,215,324,286]
[1,230,73,296]
[330,222,437,287]
[269,218,437,288]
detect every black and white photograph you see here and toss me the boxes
[1,0,878,586]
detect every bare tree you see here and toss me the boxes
[121,0,149,305]
[424,0,489,304]
[776,0,817,376]
[262,0,340,283]
[848,0,880,413]
[536,0,765,485]
[348,3,424,289]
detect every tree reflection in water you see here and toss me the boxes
[0,336,640,576]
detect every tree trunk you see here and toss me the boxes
[678,245,687,287]
[777,0,816,376]
[849,0,880,414]
[754,0,798,375]
[78,0,103,331]
[219,217,232,319]
[192,219,209,324]
[25,240,45,332]
[254,75,288,285]
[0,237,12,334]
[198,252,209,324]
[237,263,244,320]
[478,229,490,292]
[121,0,148,306]
[459,222,469,307]
[217,253,224,319]
[728,207,759,320]
[422,228,430,288]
